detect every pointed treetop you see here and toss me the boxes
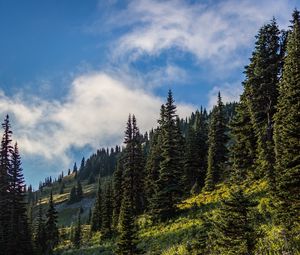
[291,8,300,26]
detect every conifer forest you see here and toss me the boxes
[0,7,299,255]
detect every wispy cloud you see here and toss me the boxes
[107,0,295,70]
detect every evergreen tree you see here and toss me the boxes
[73,210,81,249]
[68,186,77,204]
[72,162,78,174]
[194,108,208,189]
[145,129,162,210]
[101,181,113,239]
[0,115,12,254]
[204,93,228,191]
[122,115,145,215]
[245,19,283,189]
[183,125,199,193]
[76,180,83,201]
[229,94,257,182]
[45,191,59,254]
[7,143,33,255]
[91,176,103,232]
[112,157,124,228]
[274,10,300,231]
[214,187,257,254]
[35,199,47,254]
[116,184,139,255]
[151,91,184,221]
[59,181,65,194]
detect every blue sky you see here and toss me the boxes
[0,0,298,188]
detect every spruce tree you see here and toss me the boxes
[245,19,283,189]
[194,108,208,189]
[76,180,83,201]
[214,187,257,254]
[145,129,162,210]
[229,94,257,182]
[121,115,144,215]
[45,191,59,254]
[274,10,300,231]
[116,115,144,254]
[151,91,184,221]
[35,199,47,254]
[204,93,228,191]
[68,186,77,204]
[112,157,124,228]
[0,115,12,254]
[116,186,139,255]
[183,125,199,193]
[101,181,113,239]
[7,143,33,255]
[91,175,103,232]
[73,210,81,249]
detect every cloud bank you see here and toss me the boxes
[0,72,194,168]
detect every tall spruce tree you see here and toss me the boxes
[145,128,162,210]
[245,19,283,189]
[204,93,228,191]
[91,175,103,232]
[112,156,124,228]
[121,115,144,215]
[151,91,184,221]
[274,10,300,231]
[0,115,12,254]
[76,180,83,201]
[229,94,257,182]
[73,210,81,249]
[214,188,257,254]
[116,116,143,255]
[101,181,113,239]
[35,199,47,254]
[194,108,209,189]
[45,191,59,254]
[7,143,33,255]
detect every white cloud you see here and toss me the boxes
[110,0,295,70]
[207,82,243,110]
[0,72,194,168]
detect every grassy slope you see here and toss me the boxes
[36,176,299,254]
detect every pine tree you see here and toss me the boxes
[73,210,81,249]
[151,91,184,221]
[204,93,228,191]
[59,181,65,194]
[68,186,77,204]
[194,108,208,189]
[116,186,139,255]
[45,191,59,254]
[76,180,83,201]
[214,187,257,254]
[35,199,47,254]
[274,10,300,231]
[116,115,144,254]
[7,143,33,255]
[245,19,283,189]
[183,125,199,193]
[91,175,103,232]
[121,115,144,215]
[229,94,257,182]
[0,115,12,254]
[101,181,113,239]
[112,156,124,228]
[145,129,162,210]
